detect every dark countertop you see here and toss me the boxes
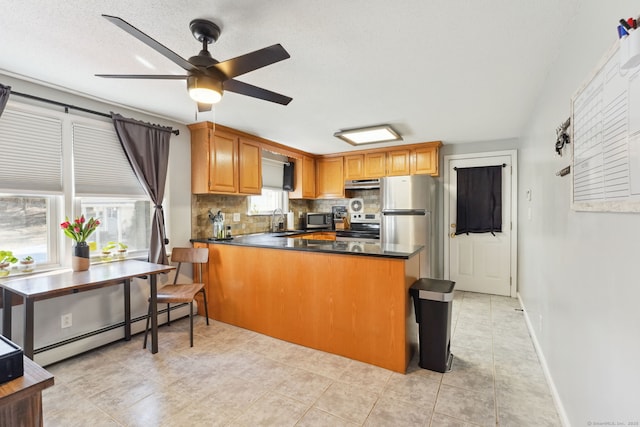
[191,232,423,260]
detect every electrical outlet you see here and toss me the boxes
[61,313,72,329]
[233,213,240,222]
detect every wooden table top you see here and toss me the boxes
[0,357,54,406]
[0,260,174,300]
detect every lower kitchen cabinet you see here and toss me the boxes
[199,242,419,373]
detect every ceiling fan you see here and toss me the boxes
[96,15,292,112]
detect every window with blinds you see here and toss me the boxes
[0,108,63,193]
[0,101,152,266]
[72,122,145,196]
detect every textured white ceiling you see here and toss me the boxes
[0,0,580,154]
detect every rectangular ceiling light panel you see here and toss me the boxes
[334,125,402,145]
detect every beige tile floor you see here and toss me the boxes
[42,291,561,426]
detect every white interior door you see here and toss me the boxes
[444,152,517,297]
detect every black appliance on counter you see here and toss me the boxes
[0,336,23,384]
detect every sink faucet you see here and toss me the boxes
[271,208,284,232]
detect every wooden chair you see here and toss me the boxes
[143,247,210,348]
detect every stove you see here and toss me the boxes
[336,213,380,243]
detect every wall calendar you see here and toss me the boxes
[571,41,640,212]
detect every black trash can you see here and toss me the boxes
[409,278,455,373]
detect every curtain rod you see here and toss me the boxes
[454,163,506,171]
[9,90,180,136]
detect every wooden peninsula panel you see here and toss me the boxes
[201,243,419,373]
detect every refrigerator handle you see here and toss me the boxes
[382,209,427,216]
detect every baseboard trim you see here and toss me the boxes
[517,292,571,427]
[34,304,192,367]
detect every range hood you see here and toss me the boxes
[344,178,380,190]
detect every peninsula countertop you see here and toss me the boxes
[191,231,423,259]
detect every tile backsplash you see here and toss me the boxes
[192,189,380,239]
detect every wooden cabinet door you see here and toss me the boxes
[386,149,411,176]
[238,138,262,194]
[412,146,439,176]
[364,152,386,177]
[290,155,316,199]
[344,155,364,180]
[301,156,316,198]
[189,125,210,194]
[316,157,344,198]
[209,129,238,193]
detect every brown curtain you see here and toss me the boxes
[0,83,11,117]
[111,112,173,265]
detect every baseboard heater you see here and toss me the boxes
[34,303,190,355]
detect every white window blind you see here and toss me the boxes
[73,122,145,196]
[0,109,63,192]
[261,153,287,190]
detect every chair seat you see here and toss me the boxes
[155,283,205,304]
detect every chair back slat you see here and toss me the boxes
[170,247,209,264]
[170,247,208,284]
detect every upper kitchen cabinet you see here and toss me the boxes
[289,155,316,199]
[386,149,411,176]
[412,144,439,175]
[188,122,261,195]
[238,138,262,194]
[344,153,386,179]
[316,156,344,198]
[344,154,364,180]
[337,141,443,180]
[364,152,387,177]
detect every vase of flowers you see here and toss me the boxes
[60,215,100,272]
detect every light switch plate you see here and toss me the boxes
[233,213,240,222]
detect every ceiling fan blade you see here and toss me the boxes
[224,79,292,105]
[197,103,213,113]
[211,44,290,79]
[95,74,188,79]
[102,15,197,72]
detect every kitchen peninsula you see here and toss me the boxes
[191,234,423,373]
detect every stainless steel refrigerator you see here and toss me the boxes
[381,175,437,279]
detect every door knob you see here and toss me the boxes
[450,232,456,238]
[450,223,456,228]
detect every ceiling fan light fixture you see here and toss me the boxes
[334,125,403,145]
[187,75,223,104]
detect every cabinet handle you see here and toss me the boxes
[450,232,456,238]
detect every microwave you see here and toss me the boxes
[305,212,332,229]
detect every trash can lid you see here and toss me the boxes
[409,278,455,302]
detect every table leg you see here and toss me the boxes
[24,298,34,359]
[2,288,13,339]
[124,279,131,341]
[150,274,158,354]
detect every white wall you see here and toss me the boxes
[0,73,194,365]
[518,1,640,424]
